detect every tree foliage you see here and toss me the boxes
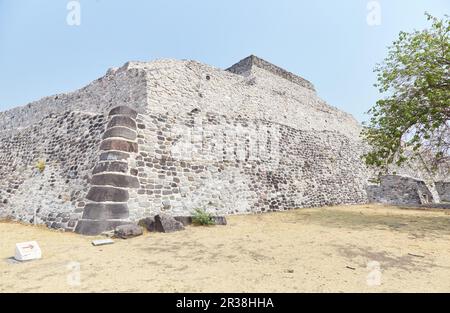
[362,13,450,176]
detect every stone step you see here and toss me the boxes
[75,219,129,236]
[100,139,138,153]
[86,186,129,202]
[102,126,137,141]
[99,151,130,161]
[82,202,129,220]
[92,161,128,174]
[109,106,138,119]
[107,115,137,129]
[91,173,140,188]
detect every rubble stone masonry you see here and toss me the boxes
[0,56,447,235]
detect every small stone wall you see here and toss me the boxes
[366,175,434,205]
[435,182,450,202]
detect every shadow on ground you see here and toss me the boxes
[284,207,450,238]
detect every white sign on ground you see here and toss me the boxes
[14,241,42,261]
[91,239,114,246]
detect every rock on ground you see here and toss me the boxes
[138,216,156,232]
[114,224,143,239]
[154,214,185,233]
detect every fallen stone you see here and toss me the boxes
[138,216,156,232]
[212,216,227,225]
[154,214,185,233]
[174,216,192,226]
[114,224,143,239]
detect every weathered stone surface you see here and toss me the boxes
[91,174,140,188]
[436,182,450,202]
[1,56,448,235]
[86,186,129,202]
[227,55,316,92]
[75,220,129,236]
[103,127,137,141]
[107,116,137,129]
[99,151,130,161]
[138,216,156,232]
[367,175,435,205]
[82,203,129,220]
[114,224,143,239]
[174,216,192,226]
[154,214,185,233]
[93,161,128,174]
[212,216,227,225]
[100,139,138,153]
[109,106,138,119]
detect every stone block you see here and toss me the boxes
[91,173,140,188]
[92,161,128,174]
[75,220,130,236]
[102,127,137,141]
[154,214,185,233]
[109,106,138,119]
[138,216,156,232]
[86,186,129,202]
[99,151,130,161]
[107,116,137,129]
[174,216,192,226]
[100,139,138,153]
[114,224,143,239]
[212,216,227,225]
[82,203,129,220]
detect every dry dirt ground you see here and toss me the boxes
[1,204,450,293]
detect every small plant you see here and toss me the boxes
[36,159,46,173]
[192,208,215,226]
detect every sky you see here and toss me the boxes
[0,0,448,122]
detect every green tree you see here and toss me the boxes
[363,13,450,177]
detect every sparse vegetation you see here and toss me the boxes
[35,160,46,173]
[192,208,215,226]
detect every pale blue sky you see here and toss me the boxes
[0,0,448,121]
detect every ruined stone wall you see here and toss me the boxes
[124,109,368,220]
[0,111,106,231]
[366,175,434,205]
[139,59,362,139]
[436,182,450,202]
[6,56,429,235]
[1,57,369,235]
[226,55,316,91]
[0,62,148,136]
